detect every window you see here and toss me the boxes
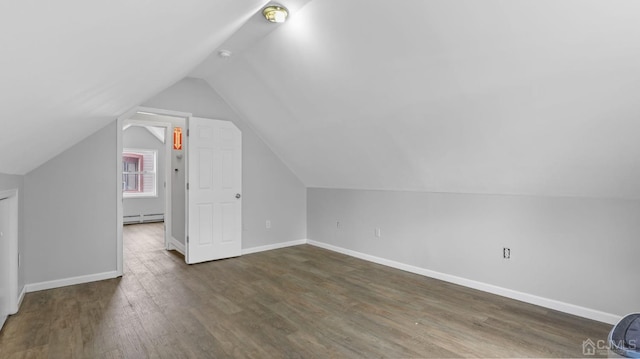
[122,149,157,198]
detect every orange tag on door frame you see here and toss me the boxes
[173,127,183,150]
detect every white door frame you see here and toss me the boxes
[116,106,192,276]
[0,188,20,317]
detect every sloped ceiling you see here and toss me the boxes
[193,0,640,199]
[0,0,267,175]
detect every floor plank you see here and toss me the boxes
[0,223,612,358]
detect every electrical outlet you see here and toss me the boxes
[374,228,381,238]
[266,220,271,229]
[503,247,511,259]
[336,221,341,229]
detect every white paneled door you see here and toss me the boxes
[186,118,242,264]
[0,198,9,329]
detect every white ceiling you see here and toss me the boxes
[3,1,640,199]
[194,0,640,198]
[0,0,266,174]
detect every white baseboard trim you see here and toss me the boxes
[307,240,621,325]
[242,239,307,255]
[168,236,185,255]
[25,271,120,293]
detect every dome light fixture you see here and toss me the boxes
[218,49,232,58]
[262,5,289,23]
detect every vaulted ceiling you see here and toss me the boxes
[194,0,640,198]
[0,0,266,174]
[3,1,640,198]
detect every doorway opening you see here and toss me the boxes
[116,108,244,273]
[117,107,189,276]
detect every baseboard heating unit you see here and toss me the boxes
[123,213,164,224]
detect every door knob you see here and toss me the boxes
[235,193,241,199]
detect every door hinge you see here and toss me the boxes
[186,129,189,137]
[186,236,189,244]
[186,183,189,190]
[164,181,166,188]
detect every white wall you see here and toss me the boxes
[24,122,117,285]
[122,126,166,218]
[143,78,307,249]
[307,188,640,322]
[0,173,24,295]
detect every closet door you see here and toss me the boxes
[0,198,9,330]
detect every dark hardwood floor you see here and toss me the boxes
[0,223,611,358]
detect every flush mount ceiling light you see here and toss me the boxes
[218,49,232,58]
[262,5,288,23]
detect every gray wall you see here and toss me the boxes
[307,188,640,318]
[122,125,166,218]
[0,173,24,293]
[144,77,307,249]
[19,76,305,288]
[24,122,117,284]
[169,118,187,244]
